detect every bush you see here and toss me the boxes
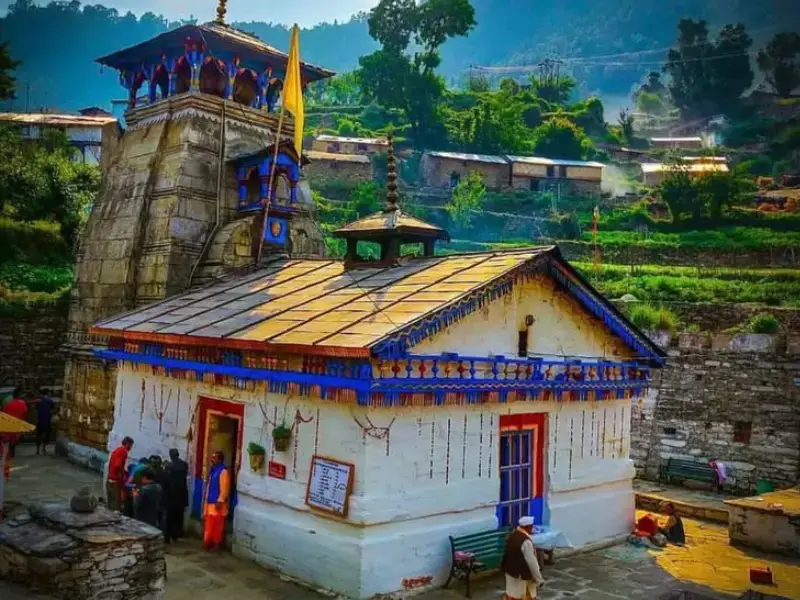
[0,218,73,265]
[627,304,679,332]
[747,313,780,334]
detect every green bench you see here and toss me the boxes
[660,458,719,489]
[444,528,552,597]
[444,527,510,597]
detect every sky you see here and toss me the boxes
[0,0,379,27]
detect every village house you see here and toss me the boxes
[649,136,705,150]
[91,140,663,598]
[311,134,389,155]
[640,158,729,187]
[508,155,605,196]
[0,111,121,169]
[304,149,373,185]
[420,151,511,190]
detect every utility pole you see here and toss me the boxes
[25,83,30,113]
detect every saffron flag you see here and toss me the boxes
[283,24,304,159]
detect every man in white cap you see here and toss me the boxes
[500,515,545,599]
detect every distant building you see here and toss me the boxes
[641,160,729,187]
[419,151,607,196]
[508,156,605,196]
[420,151,510,190]
[311,135,389,155]
[649,136,704,150]
[304,150,373,184]
[0,112,121,168]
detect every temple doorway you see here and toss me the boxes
[497,413,546,528]
[192,397,243,521]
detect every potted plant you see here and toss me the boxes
[272,424,292,452]
[247,442,266,472]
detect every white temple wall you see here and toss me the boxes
[413,275,635,361]
[108,365,637,598]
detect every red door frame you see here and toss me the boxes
[191,396,245,519]
[498,413,546,525]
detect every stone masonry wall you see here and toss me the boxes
[0,502,165,600]
[632,333,800,492]
[0,307,68,397]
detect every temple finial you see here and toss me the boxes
[384,131,399,213]
[215,0,228,24]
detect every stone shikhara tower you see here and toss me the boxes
[61,9,334,456]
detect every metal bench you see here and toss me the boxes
[660,458,718,489]
[444,528,552,598]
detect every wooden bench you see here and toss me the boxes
[444,528,552,597]
[660,458,718,489]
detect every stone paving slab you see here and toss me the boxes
[3,446,800,600]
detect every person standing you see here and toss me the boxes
[107,436,134,512]
[31,388,56,455]
[2,389,28,460]
[133,468,163,528]
[500,516,545,600]
[164,448,189,543]
[203,451,230,552]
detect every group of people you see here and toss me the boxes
[2,387,58,457]
[106,437,232,551]
[107,437,190,543]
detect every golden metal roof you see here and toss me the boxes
[0,412,34,434]
[333,210,449,238]
[93,249,553,350]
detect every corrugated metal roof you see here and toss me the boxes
[424,151,509,165]
[681,156,728,163]
[316,135,389,145]
[0,412,34,434]
[507,155,605,169]
[306,150,371,164]
[93,250,552,350]
[650,137,703,143]
[0,113,118,127]
[641,163,729,174]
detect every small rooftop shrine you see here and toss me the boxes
[97,0,334,110]
[334,134,449,266]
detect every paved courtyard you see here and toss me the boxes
[2,446,799,600]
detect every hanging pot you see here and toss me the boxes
[273,434,291,452]
[248,452,265,472]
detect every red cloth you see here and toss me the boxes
[634,513,659,537]
[3,398,27,421]
[203,514,225,547]
[108,446,129,482]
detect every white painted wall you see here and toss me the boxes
[108,365,638,598]
[413,274,635,361]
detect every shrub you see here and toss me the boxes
[0,218,72,265]
[747,313,780,334]
[628,304,679,332]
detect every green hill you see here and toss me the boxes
[1,0,798,111]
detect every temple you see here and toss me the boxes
[89,137,665,597]
[61,4,333,458]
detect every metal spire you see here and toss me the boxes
[215,0,228,24]
[384,131,399,213]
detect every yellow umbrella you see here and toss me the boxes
[0,412,34,434]
[0,412,33,514]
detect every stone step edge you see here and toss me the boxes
[636,491,730,525]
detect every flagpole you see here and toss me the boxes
[256,104,286,264]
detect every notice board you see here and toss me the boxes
[305,455,355,518]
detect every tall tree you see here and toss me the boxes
[529,73,576,105]
[665,19,753,119]
[757,32,800,97]
[633,72,668,115]
[531,117,588,160]
[357,0,476,147]
[0,42,21,100]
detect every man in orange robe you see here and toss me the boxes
[203,450,230,551]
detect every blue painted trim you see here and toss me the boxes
[94,349,372,391]
[191,476,204,520]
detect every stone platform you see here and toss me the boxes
[635,479,733,524]
[0,501,165,600]
[727,488,800,556]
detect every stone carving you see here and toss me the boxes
[69,488,98,514]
